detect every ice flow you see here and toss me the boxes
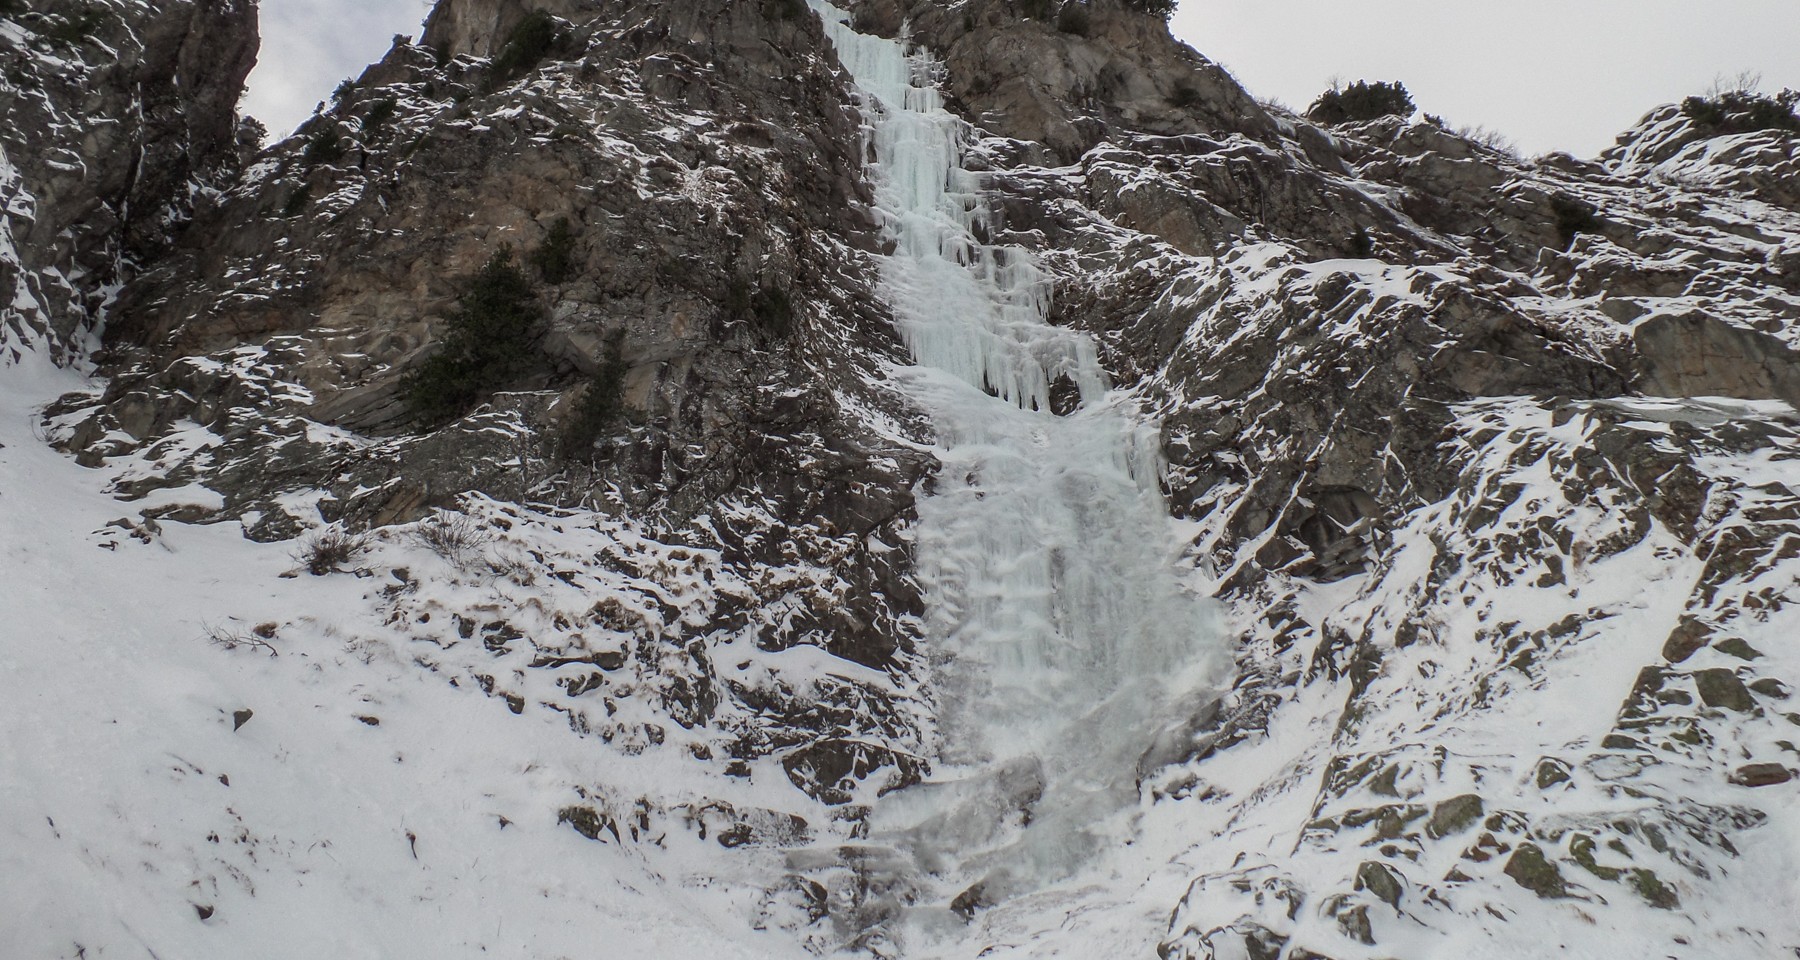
[811,2,1228,915]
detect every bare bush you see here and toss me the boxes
[412,511,491,564]
[1422,113,1520,158]
[484,550,537,587]
[1705,70,1765,100]
[1456,124,1519,158]
[296,526,368,575]
[1257,96,1298,117]
[204,621,279,657]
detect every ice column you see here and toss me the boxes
[810,2,1227,904]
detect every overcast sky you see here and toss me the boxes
[1177,0,1800,156]
[244,0,1800,157]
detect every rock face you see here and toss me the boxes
[52,0,935,684]
[5,0,1800,957]
[0,0,258,363]
[1636,310,1800,405]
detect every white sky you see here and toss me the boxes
[1177,0,1800,157]
[244,0,1800,157]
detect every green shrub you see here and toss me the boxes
[1308,80,1415,125]
[487,10,558,89]
[405,250,545,425]
[1168,82,1202,108]
[558,333,628,462]
[302,123,345,165]
[1055,3,1091,35]
[1681,88,1800,136]
[530,217,579,284]
[360,97,398,134]
[281,184,312,217]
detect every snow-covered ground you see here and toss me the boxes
[0,352,818,959]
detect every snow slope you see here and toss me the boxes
[0,352,825,959]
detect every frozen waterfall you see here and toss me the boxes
[809,2,1228,936]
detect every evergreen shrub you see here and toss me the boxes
[1681,88,1800,136]
[1308,80,1415,125]
[302,123,345,164]
[531,217,579,284]
[405,250,545,425]
[558,334,628,462]
[360,97,398,134]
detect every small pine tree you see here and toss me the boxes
[1056,3,1091,35]
[530,217,579,284]
[281,184,311,217]
[558,333,629,462]
[238,116,269,152]
[405,250,545,425]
